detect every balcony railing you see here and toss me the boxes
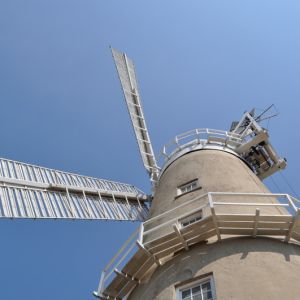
[158,128,243,166]
[95,192,300,299]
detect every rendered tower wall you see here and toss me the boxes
[129,149,298,300]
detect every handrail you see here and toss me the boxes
[94,225,142,297]
[213,202,289,206]
[142,192,300,242]
[210,192,288,197]
[158,128,244,166]
[144,192,294,227]
[143,193,208,226]
[143,203,209,237]
[95,192,300,298]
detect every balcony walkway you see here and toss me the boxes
[94,192,300,299]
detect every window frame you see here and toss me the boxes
[176,179,200,197]
[175,274,217,300]
[179,210,203,228]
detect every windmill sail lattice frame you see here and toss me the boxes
[0,158,149,221]
[111,48,159,181]
[0,49,156,223]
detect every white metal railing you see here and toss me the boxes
[94,226,143,297]
[142,192,298,240]
[143,194,209,237]
[158,129,243,166]
[96,192,300,298]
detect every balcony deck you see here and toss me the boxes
[94,192,300,299]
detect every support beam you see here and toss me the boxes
[136,241,161,266]
[235,131,269,154]
[114,269,140,283]
[285,210,300,242]
[173,223,189,250]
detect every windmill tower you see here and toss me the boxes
[93,49,300,300]
[1,48,300,300]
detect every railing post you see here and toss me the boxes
[162,146,170,160]
[208,192,213,207]
[286,194,298,213]
[136,240,161,266]
[94,270,106,297]
[196,128,200,144]
[208,193,221,241]
[285,209,300,243]
[253,208,260,238]
[139,223,144,244]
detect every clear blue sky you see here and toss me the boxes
[1,1,300,299]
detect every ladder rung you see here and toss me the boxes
[134,125,147,132]
[137,138,151,144]
[130,112,144,120]
[124,88,139,98]
[128,100,141,108]
[141,151,154,157]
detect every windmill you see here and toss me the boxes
[2,48,300,300]
[0,49,154,225]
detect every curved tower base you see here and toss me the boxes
[129,237,300,300]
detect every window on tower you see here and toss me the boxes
[177,179,200,196]
[180,211,203,228]
[176,275,216,300]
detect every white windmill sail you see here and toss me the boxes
[0,158,149,221]
[111,48,159,181]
